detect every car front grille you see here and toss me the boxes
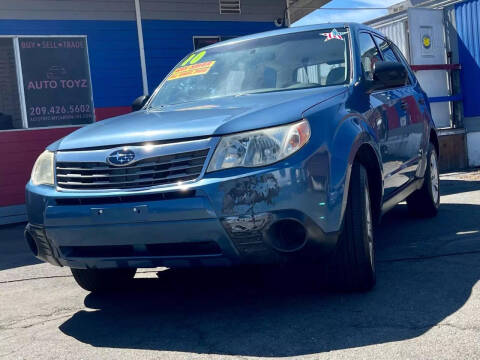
[56,148,209,190]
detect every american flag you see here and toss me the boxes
[321,29,348,42]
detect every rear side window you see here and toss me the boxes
[374,35,412,85]
[390,42,417,84]
[373,35,400,63]
[358,32,382,81]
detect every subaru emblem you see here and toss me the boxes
[107,149,136,166]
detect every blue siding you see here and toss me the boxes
[455,0,480,117]
[0,20,143,108]
[143,20,274,92]
[0,19,274,107]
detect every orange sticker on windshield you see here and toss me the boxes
[167,61,215,81]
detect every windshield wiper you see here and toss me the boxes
[236,84,325,96]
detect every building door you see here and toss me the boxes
[408,8,450,128]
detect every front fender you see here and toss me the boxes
[331,116,381,232]
[304,99,382,233]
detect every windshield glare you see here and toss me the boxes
[149,29,350,107]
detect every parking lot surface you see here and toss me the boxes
[1,171,480,360]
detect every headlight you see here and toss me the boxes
[31,151,55,186]
[208,119,310,172]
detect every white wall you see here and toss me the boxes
[467,132,480,167]
[374,20,410,61]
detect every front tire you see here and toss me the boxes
[71,268,137,292]
[331,162,376,292]
[407,143,440,217]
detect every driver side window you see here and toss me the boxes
[358,32,382,81]
[295,63,346,86]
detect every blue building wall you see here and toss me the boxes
[0,19,274,108]
[0,20,143,108]
[455,0,480,117]
[142,20,274,93]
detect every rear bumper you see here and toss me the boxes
[25,162,340,269]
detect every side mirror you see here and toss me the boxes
[365,61,408,92]
[131,95,150,111]
[373,61,408,90]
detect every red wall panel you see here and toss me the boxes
[0,106,130,207]
[95,106,132,121]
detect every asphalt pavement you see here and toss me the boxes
[1,171,480,359]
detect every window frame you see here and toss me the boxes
[192,35,240,50]
[0,34,95,133]
[358,31,384,81]
[372,34,401,63]
[358,31,413,91]
[192,36,221,50]
[389,40,418,86]
[372,33,413,87]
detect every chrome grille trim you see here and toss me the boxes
[55,138,215,191]
[54,154,207,173]
[56,164,204,179]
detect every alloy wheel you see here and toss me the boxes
[365,187,374,270]
[430,151,439,204]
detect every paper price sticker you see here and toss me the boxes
[167,61,216,81]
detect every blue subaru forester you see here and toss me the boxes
[25,23,439,292]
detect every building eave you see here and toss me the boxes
[288,0,332,24]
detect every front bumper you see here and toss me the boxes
[25,161,340,269]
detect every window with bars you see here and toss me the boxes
[0,36,94,131]
[193,35,238,50]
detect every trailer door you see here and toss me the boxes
[408,8,451,128]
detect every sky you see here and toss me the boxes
[292,0,403,26]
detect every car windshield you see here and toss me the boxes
[148,28,350,107]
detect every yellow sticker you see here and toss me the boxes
[167,61,216,81]
[422,35,431,49]
[180,50,206,66]
[181,53,196,66]
[190,50,206,64]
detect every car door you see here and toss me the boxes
[390,40,429,174]
[372,35,425,189]
[358,32,405,197]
